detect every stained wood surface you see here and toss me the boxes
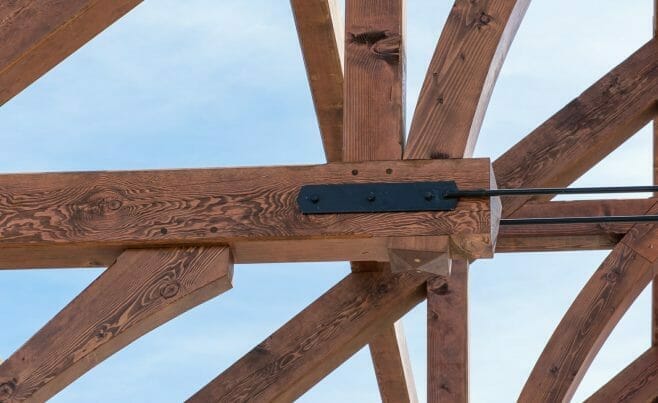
[0,160,495,269]
[427,260,468,403]
[586,348,658,402]
[651,0,658,346]
[0,246,233,402]
[519,237,655,402]
[340,2,418,397]
[291,0,344,162]
[405,0,529,159]
[343,0,405,161]
[494,39,658,217]
[497,199,653,252]
[0,0,141,106]
[186,270,437,403]
[368,322,419,403]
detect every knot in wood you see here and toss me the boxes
[349,30,401,64]
[0,379,17,400]
[160,281,180,299]
[95,324,111,340]
[376,283,391,295]
[605,269,620,283]
[430,281,450,296]
[549,365,559,375]
[477,12,493,28]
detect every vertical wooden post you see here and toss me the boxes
[651,0,658,346]
[428,260,469,403]
[343,1,415,401]
[343,0,405,161]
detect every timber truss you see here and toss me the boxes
[1,1,658,402]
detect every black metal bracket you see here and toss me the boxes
[298,181,459,214]
[298,182,658,225]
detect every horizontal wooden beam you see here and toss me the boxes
[186,270,436,403]
[291,0,344,162]
[586,347,658,402]
[0,0,141,105]
[0,198,651,268]
[494,39,658,217]
[0,160,496,269]
[497,199,654,252]
[0,246,232,402]
[405,0,529,159]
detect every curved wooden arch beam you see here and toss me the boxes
[494,39,658,217]
[0,246,232,403]
[187,270,434,403]
[519,215,658,402]
[404,0,530,160]
[586,348,658,402]
[290,0,344,162]
[0,0,142,106]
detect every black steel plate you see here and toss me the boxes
[298,181,459,214]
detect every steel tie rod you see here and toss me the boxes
[444,185,658,226]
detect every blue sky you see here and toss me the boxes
[0,1,654,401]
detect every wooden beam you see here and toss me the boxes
[427,260,469,403]
[343,0,405,161]
[405,0,530,159]
[586,347,658,402]
[369,321,419,403]
[0,246,233,402]
[645,2,657,349]
[0,198,648,269]
[290,0,344,162]
[497,199,653,253]
[0,0,141,106]
[0,160,496,270]
[494,39,658,217]
[519,212,658,401]
[341,2,418,398]
[186,270,437,403]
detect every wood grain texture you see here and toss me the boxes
[341,2,418,396]
[405,0,529,159]
[368,321,419,403]
[428,260,469,403]
[494,39,658,217]
[0,0,141,106]
[0,246,233,403]
[0,160,495,269]
[497,199,653,253]
[186,270,437,403]
[291,0,344,162]
[519,241,654,402]
[343,0,405,161]
[586,348,658,403]
[651,0,658,346]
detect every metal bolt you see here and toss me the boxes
[424,192,434,201]
[309,195,320,204]
[367,193,376,202]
